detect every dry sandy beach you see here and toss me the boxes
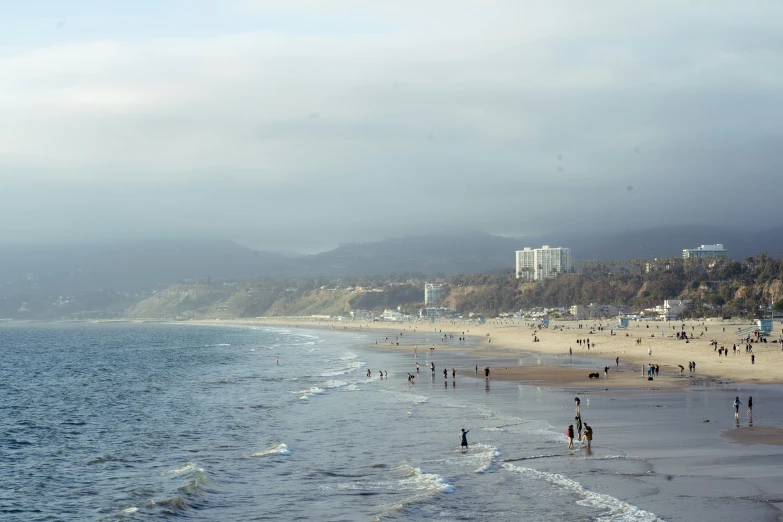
[202,317,783,386]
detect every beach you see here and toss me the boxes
[6,319,783,520]
[201,317,782,386]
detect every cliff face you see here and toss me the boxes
[124,285,359,319]
[124,284,236,319]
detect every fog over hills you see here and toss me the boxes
[1,226,781,294]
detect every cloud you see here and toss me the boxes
[1,1,783,248]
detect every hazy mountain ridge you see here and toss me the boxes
[122,255,783,320]
[2,226,782,319]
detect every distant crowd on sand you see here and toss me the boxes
[343,321,772,452]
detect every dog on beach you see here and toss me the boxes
[588,372,600,379]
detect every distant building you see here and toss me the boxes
[516,246,572,280]
[515,248,536,281]
[424,284,442,306]
[419,307,457,318]
[683,244,728,259]
[350,309,375,321]
[381,309,411,322]
[571,303,630,320]
[644,299,691,320]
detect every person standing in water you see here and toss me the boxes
[575,396,581,415]
[276,357,279,365]
[460,428,470,450]
[748,396,753,417]
[575,416,583,441]
[567,424,575,450]
[734,397,742,420]
[583,424,593,449]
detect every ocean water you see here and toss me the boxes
[1,322,781,521]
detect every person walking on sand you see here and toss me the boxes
[616,356,619,368]
[575,396,581,415]
[748,396,753,417]
[583,424,593,449]
[648,347,652,357]
[604,366,609,379]
[460,428,470,450]
[734,397,742,420]
[567,424,575,449]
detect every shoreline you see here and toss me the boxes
[179,316,783,387]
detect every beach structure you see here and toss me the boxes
[571,304,630,320]
[381,309,411,322]
[424,284,442,306]
[349,309,375,321]
[645,299,690,320]
[419,306,457,319]
[682,244,728,259]
[516,246,572,281]
[605,317,630,329]
[736,319,773,339]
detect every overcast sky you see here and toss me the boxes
[2,1,783,253]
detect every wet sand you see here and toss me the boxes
[722,426,783,446]
[186,317,783,520]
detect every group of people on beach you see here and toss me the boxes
[567,397,593,450]
[734,396,753,419]
[367,368,388,379]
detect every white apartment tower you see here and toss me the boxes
[424,284,442,306]
[682,244,728,259]
[516,246,572,281]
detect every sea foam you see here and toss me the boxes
[252,443,291,457]
[396,465,454,494]
[503,463,663,522]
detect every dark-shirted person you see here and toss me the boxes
[460,428,470,450]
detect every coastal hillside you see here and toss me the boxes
[124,284,236,319]
[5,227,783,320]
[122,255,783,320]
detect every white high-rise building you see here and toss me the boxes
[424,284,442,306]
[682,244,728,259]
[515,248,536,281]
[515,246,572,281]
